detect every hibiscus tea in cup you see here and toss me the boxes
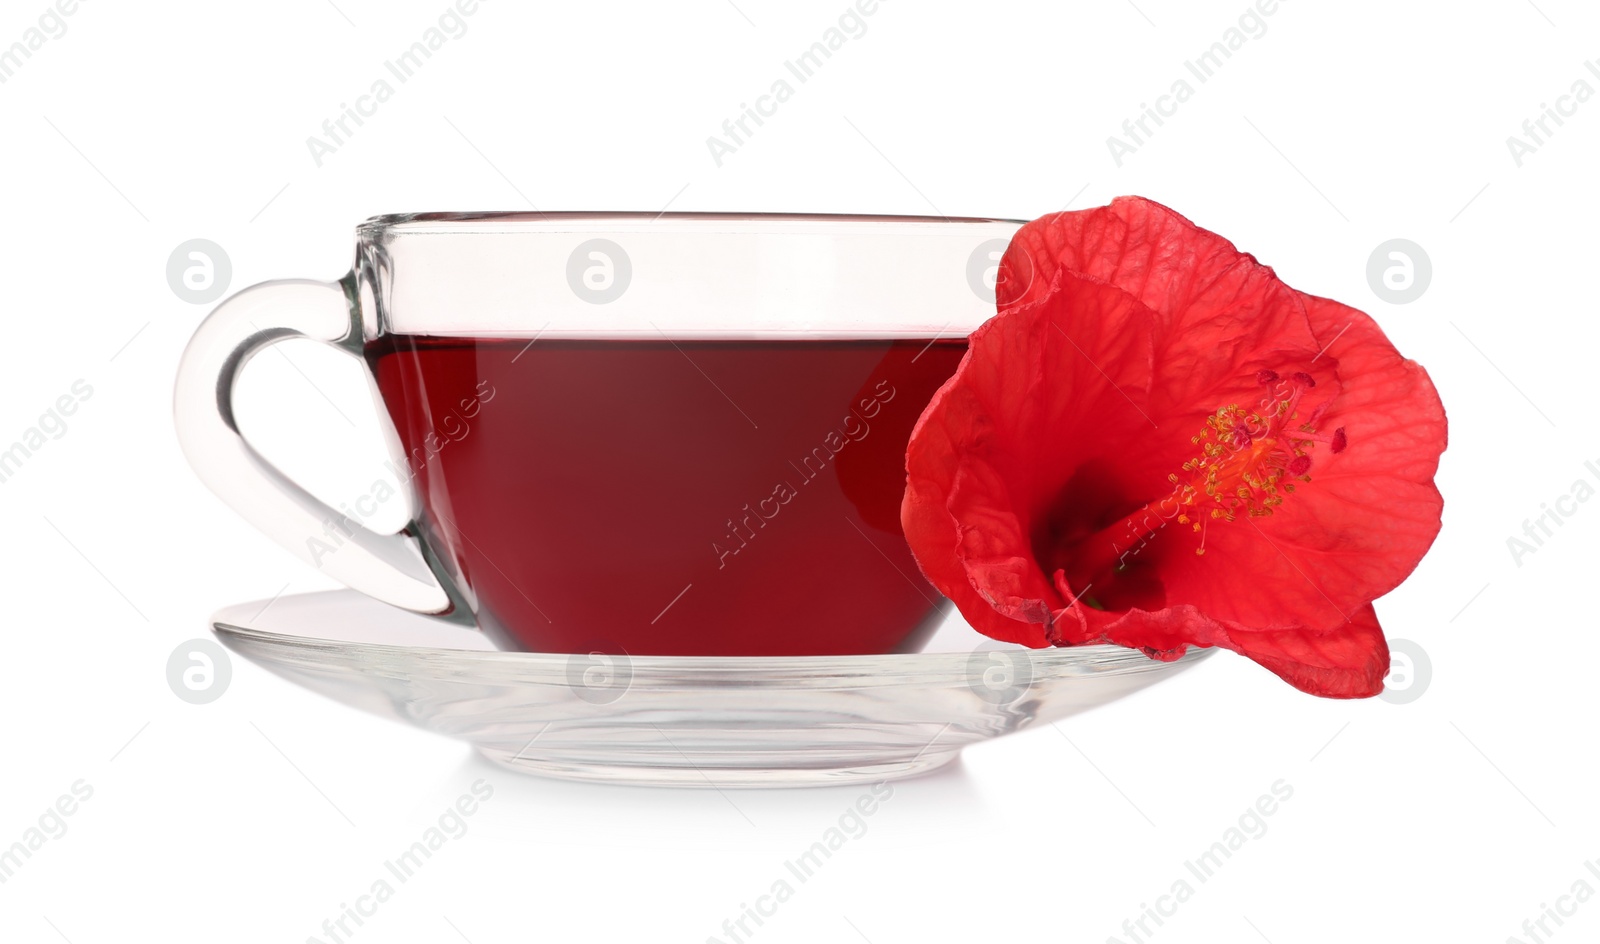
[175,212,1020,658]
[365,334,966,656]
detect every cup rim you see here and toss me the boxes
[356,210,1030,339]
[359,210,1028,238]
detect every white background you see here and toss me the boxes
[1,1,1596,942]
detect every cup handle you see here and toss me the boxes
[173,276,469,621]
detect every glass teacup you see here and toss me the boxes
[174,213,1022,656]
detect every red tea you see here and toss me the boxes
[366,336,967,656]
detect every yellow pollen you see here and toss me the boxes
[1165,381,1328,554]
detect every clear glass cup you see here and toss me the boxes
[174,212,1023,657]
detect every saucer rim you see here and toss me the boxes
[211,591,1217,679]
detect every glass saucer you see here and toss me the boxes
[212,591,1213,788]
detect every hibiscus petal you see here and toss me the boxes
[948,457,1058,641]
[904,269,1163,646]
[902,379,1014,640]
[1218,603,1392,699]
[1084,601,1391,698]
[1275,292,1448,602]
[1000,196,1324,419]
[1146,295,1446,628]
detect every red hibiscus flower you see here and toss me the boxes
[903,196,1446,697]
